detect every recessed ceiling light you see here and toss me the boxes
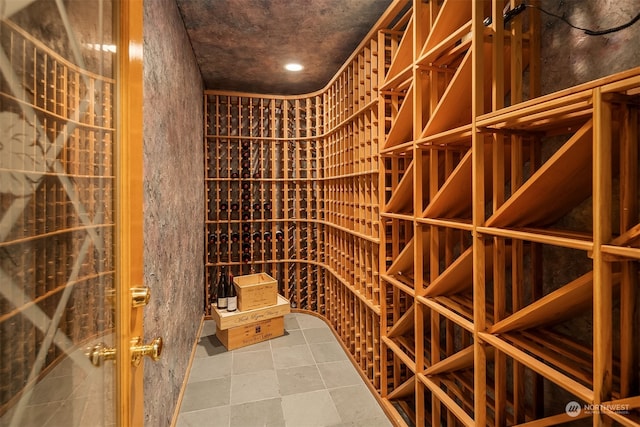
[284,63,303,72]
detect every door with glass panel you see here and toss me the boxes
[0,1,145,426]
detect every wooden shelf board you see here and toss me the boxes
[382,335,416,373]
[383,14,414,87]
[502,330,594,389]
[416,123,472,146]
[386,236,414,276]
[386,375,416,401]
[424,345,474,376]
[477,66,640,128]
[416,217,473,231]
[420,374,475,427]
[419,0,471,61]
[417,295,474,332]
[476,226,593,251]
[420,48,472,138]
[387,304,415,339]
[422,148,472,219]
[419,21,472,67]
[422,246,473,297]
[490,271,596,334]
[380,212,414,222]
[486,119,593,228]
[381,274,416,297]
[380,140,414,155]
[480,332,594,403]
[383,83,414,150]
[384,159,414,214]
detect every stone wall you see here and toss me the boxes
[142,0,204,425]
[539,0,640,93]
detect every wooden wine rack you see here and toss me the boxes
[205,1,640,425]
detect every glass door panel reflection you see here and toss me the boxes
[1,1,115,426]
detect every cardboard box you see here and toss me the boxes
[233,273,278,311]
[211,294,290,330]
[216,316,284,350]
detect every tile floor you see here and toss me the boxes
[176,313,392,427]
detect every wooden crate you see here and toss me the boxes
[216,316,284,350]
[233,273,278,311]
[211,294,290,330]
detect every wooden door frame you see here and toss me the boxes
[115,1,144,426]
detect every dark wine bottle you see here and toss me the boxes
[208,233,217,244]
[275,230,284,241]
[216,266,228,309]
[242,243,251,253]
[253,231,262,242]
[263,231,272,241]
[219,202,228,212]
[242,223,251,232]
[241,169,250,179]
[231,231,240,242]
[226,274,237,312]
[253,202,261,211]
[242,232,251,243]
[241,140,250,149]
[242,253,251,263]
[220,233,229,243]
[230,171,239,179]
[230,202,239,212]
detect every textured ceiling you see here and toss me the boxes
[176,0,393,95]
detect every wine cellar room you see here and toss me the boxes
[1,0,640,426]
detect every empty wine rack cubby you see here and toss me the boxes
[204,1,640,425]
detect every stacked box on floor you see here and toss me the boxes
[211,274,287,350]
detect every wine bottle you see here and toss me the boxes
[275,230,284,241]
[242,232,251,243]
[253,202,261,211]
[226,274,237,312]
[242,243,251,253]
[253,231,262,242]
[263,231,272,241]
[242,223,251,232]
[242,253,251,263]
[219,201,228,212]
[208,233,217,244]
[231,231,240,242]
[220,233,229,243]
[216,266,228,309]
[230,202,239,212]
[231,170,239,179]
